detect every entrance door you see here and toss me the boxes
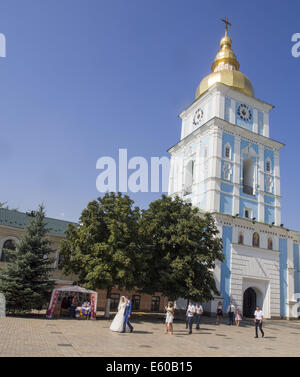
[243,288,256,318]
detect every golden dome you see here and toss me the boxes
[195,30,254,99]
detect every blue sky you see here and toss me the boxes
[0,0,300,229]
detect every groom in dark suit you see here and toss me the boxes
[122,295,134,333]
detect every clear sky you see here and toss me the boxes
[0,0,299,229]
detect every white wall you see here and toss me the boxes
[230,244,280,318]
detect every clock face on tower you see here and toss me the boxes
[237,104,252,122]
[193,108,204,125]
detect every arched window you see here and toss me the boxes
[0,239,16,262]
[224,143,232,159]
[268,238,273,250]
[238,232,244,245]
[243,158,255,195]
[184,160,194,195]
[252,232,260,248]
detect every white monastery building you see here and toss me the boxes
[168,22,300,319]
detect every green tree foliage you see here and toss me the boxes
[0,206,55,313]
[138,195,224,302]
[59,192,142,316]
[0,202,18,211]
[60,193,224,310]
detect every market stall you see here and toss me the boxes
[46,285,97,320]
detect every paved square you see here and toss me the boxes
[0,314,300,357]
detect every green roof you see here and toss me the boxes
[0,208,78,237]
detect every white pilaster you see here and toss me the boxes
[258,145,265,222]
[230,98,235,124]
[274,150,281,225]
[193,136,202,207]
[168,156,174,195]
[274,151,281,196]
[253,109,258,133]
[233,135,241,216]
[264,112,270,137]
[208,127,222,212]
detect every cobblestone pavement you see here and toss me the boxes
[0,314,300,357]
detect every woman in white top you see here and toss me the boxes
[165,302,175,335]
[110,296,127,332]
[254,306,264,338]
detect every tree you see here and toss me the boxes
[0,202,18,211]
[138,195,224,302]
[59,192,142,317]
[0,206,55,313]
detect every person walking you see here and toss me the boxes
[254,306,264,338]
[227,301,235,325]
[164,302,175,335]
[110,296,127,332]
[122,295,134,333]
[235,306,242,327]
[216,301,223,325]
[195,302,203,330]
[186,301,195,334]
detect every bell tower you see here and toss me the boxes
[168,20,283,225]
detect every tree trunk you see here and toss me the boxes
[104,288,112,318]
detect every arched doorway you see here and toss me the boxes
[243,287,256,318]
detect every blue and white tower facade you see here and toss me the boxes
[168,27,300,318]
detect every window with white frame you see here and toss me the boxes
[224,143,232,159]
[266,158,272,173]
[244,208,252,219]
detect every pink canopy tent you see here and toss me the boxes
[46,285,98,320]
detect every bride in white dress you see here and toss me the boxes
[110,296,127,332]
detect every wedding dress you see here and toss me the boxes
[110,297,127,332]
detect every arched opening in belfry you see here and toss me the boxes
[243,158,255,195]
[184,160,194,195]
